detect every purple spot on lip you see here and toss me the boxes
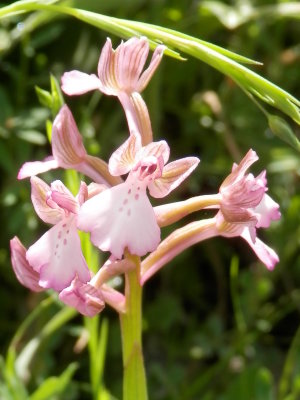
[123,198,128,205]
[128,189,131,194]
[63,223,67,228]
[64,239,67,245]
[119,207,123,212]
[58,231,62,239]
[56,244,59,249]
[67,230,69,234]
[135,194,139,200]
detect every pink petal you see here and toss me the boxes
[136,140,170,165]
[77,182,88,206]
[10,237,43,292]
[137,44,165,92]
[52,105,87,168]
[101,284,126,313]
[254,194,281,228]
[31,176,63,225]
[49,180,79,215]
[222,149,258,188]
[26,217,90,291]
[149,156,200,198]
[78,182,160,259]
[115,37,149,92]
[61,71,102,95]
[97,38,116,95]
[59,276,104,317]
[18,158,59,180]
[241,228,279,270]
[108,132,141,176]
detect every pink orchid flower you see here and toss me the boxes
[18,105,121,186]
[217,149,280,269]
[10,236,125,316]
[61,37,164,98]
[78,133,200,259]
[26,176,91,291]
[61,37,165,144]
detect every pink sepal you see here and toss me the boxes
[18,158,58,180]
[241,228,279,270]
[109,132,141,176]
[61,71,102,96]
[10,237,43,292]
[137,140,170,165]
[136,44,166,92]
[52,105,87,167]
[59,276,105,317]
[149,156,200,198]
[31,176,63,225]
[26,217,90,291]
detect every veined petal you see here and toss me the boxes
[241,228,279,270]
[59,276,104,317]
[52,105,87,167]
[50,180,79,215]
[10,237,43,292]
[18,158,59,180]
[109,131,141,176]
[78,182,161,259]
[149,156,200,198]
[137,44,165,92]
[136,140,170,165]
[26,217,90,291]
[61,71,102,95]
[222,149,258,188]
[254,194,281,228]
[31,176,63,225]
[115,37,149,91]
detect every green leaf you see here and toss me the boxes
[50,74,64,115]
[29,362,78,400]
[268,115,300,152]
[35,86,53,109]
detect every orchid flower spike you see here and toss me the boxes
[61,37,165,145]
[26,177,91,291]
[18,105,121,187]
[78,133,200,259]
[217,149,281,269]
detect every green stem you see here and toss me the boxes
[120,254,148,400]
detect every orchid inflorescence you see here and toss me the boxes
[10,37,280,318]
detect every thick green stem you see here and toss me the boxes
[120,254,148,400]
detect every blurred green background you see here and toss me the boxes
[0,0,299,399]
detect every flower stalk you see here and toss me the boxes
[120,252,148,400]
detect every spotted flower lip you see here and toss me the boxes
[61,37,165,97]
[78,132,200,259]
[26,177,91,292]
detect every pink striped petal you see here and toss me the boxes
[137,44,165,92]
[10,237,43,292]
[61,71,102,95]
[52,105,87,168]
[59,277,104,317]
[136,140,170,165]
[149,157,200,198]
[26,217,90,291]
[109,132,141,176]
[31,176,63,225]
